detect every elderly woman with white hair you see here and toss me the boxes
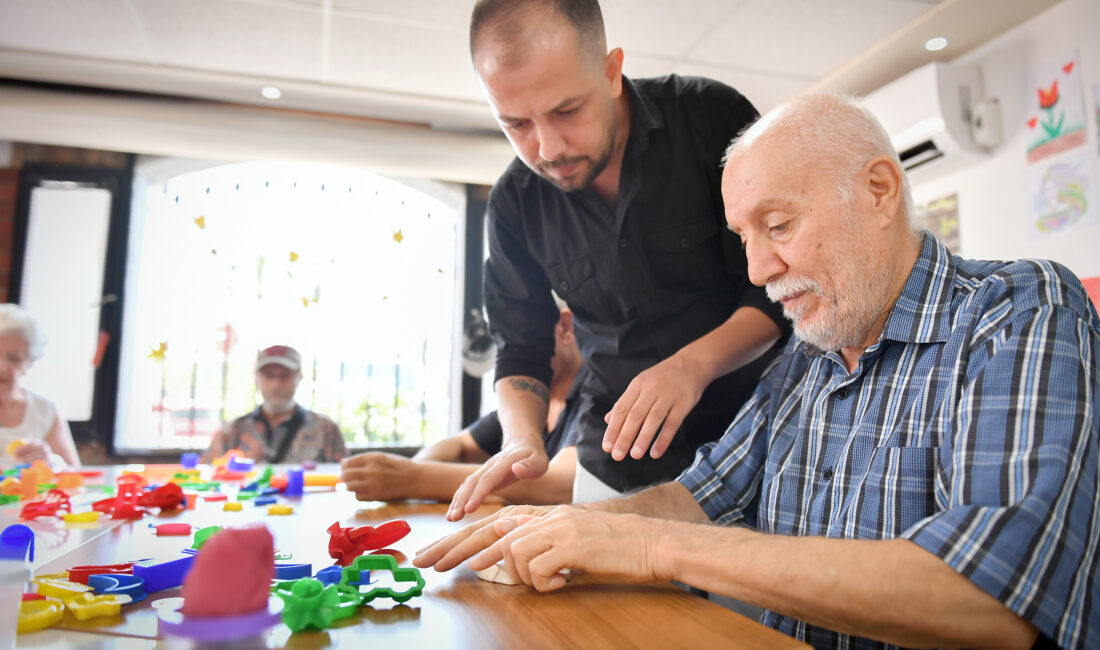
[0,303,80,469]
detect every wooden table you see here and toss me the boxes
[4,467,808,649]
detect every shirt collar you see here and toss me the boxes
[795,232,955,360]
[880,232,956,345]
[621,76,664,157]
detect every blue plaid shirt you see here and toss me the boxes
[679,234,1100,649]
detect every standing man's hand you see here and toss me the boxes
[341,452,419,502]
[446,443,549,521]
[602,353,710,461]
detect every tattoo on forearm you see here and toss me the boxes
[507,377,550,403]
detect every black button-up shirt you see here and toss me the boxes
[484,75,790,491]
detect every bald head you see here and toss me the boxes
[724,93,916,230]
[470,0,607,70]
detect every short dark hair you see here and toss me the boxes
[469,0,606,63]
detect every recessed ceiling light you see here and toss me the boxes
[261,86,282,100]
[925,37,948,52]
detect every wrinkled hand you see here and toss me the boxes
[340,452,418,502]
[472,508,663,592]
[13,441,50,464]
[445,444,548,522]
[414,503,558,571]
[602,354,709,461]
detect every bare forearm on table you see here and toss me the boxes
[659,524,1038,648]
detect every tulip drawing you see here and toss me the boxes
[1037,79,1064,139]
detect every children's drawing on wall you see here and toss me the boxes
[914,193,960,253]
[1027,148,1098,238]
[1094,83,1100,157]
[1025,50,1086,164]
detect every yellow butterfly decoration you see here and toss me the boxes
[289,251,299,262]
[392,230,404,243]
[148,342,168,361]
[301,296,319,307]
[194,216,206,229]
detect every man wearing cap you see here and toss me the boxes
[204,345,347,463]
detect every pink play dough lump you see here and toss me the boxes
[179,523,274,617]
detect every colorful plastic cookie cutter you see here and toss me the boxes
[33,576,91,599]
[0,523,34,562]
[19,489,72,519]
[68,563,133,585]
[17,596,64,633]
[191,526,222,551]
[227,456,254,472]
[133,555,196,593]
[274,562,312,580]
[335,554,423,604]
[88,574,147,603]
[63,592,131,620]
[156,596,283,641]
[138,483,185,510]
[63,511,100,524]
[272,577,360,633]
[327,520,411,566]
[155,523,193,536]
[313,565,343,586]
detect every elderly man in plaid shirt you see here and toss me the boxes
[416,93,1100,650]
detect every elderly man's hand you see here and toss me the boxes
[13,440,50,465]
[471,508,664,591]
[414,503,559,571]
[340,452,419,502]
[602,353,709,461]
[445,443,548,521]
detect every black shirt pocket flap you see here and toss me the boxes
[644,219,721,253]
[546,255,594,295]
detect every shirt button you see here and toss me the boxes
[559,281,569,292]
[822,468,834,480]
[837,388,848,399]
[679,238,691,249]
[618,239,628,249]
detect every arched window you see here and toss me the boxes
[114,160,460,452]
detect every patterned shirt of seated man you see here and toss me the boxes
[204,345,347,463]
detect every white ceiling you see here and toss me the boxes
[0,0,945,127]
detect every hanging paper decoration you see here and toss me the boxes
[289,251,299,262]
[392,230,405,243]
[194,216,206,229]
[148,342,168,361]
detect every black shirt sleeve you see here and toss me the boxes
[484,175,559,388]
[467,410,504,456]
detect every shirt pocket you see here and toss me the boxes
[546,255,599,302]
[643,218,723,291]
[844,442,941,539]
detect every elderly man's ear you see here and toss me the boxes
[864,156,905,230]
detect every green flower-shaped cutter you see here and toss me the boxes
[271,577,360,632]
[336,554,424,604]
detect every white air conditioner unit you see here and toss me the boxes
[862,63,1000,181]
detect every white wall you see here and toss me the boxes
[908,0,1100,279]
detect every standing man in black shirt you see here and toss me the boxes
[448,0,789,520]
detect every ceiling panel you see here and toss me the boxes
[328,15,482,101]
[600,0,742,59]
[332,0,474,31]
[129,0,323,80]
[690,0,934,78]
[0,0,149,60]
